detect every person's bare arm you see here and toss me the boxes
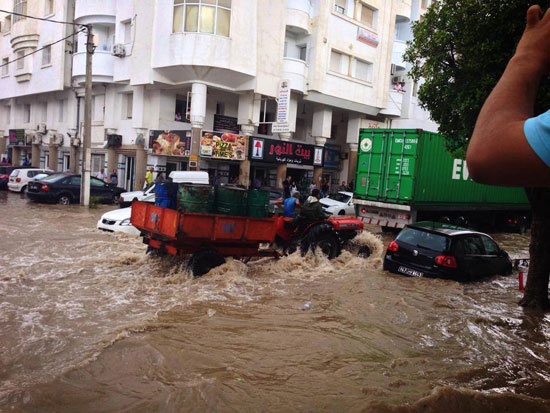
[467,6,550,186]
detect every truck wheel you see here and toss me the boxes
[307,226,341,259]
[188,249,226,277]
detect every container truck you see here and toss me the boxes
[353,129,530,232]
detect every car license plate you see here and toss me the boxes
[398,266,424,277]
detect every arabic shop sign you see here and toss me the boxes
[250,137,323,166]
[9,129,25,146]
[200,131,247,161]
[357,28,379,48]
[149,130,192,157]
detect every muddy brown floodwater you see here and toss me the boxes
[1,191,550,412]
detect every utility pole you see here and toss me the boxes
[80,25,94,206]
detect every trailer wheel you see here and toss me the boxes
[188,249,226,277]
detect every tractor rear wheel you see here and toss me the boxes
[188,249,226,277]
[306,225,341,259]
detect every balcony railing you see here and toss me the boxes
[72,51,115,84]
[380,90,404,117]
[282,57,308,93]
[75,0,116,25]
[391,39,407,69]
[286,0,311,34]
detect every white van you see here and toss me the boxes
[119,171,209,207]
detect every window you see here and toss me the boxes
[396,228,448,252]
[44,0,54,16]
[91,177,105,187]
[125,93,133,119]
[1,58,8,76]
[299,45,307,61]
[173,0,231,37]
[23,104,31,123]
[330,50,350,75]
[58,99,65,122]
[40,102,47,122]
[354,59,373,82]
[123,20,132,44]
[3,16,11,32]
[16,50,24,70]
[13,0,27,23]
[480,236,500,255]
[334,0,346,14]
[68,175,81,186]
[360,3,375,28]
[42,45,51,66]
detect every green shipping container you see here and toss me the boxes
[178,184,215,213]
[247,189,270,218]
[216,187,248,216]
[355,129,528,207]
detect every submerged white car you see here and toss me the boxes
[97,194,154,236]
[119,183,155,208]
[319,191,355,216]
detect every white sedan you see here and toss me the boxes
[319,191,355,216]
[97,194,154,236]
[119,183,155,208]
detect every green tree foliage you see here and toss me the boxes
[404,0,550,155]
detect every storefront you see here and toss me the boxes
[323,144,343,192]
[248,136,324,192]
[8,129,32,165]
[149,129,191,180]
[200,131,246,184]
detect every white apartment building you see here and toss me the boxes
[0,0,434,192]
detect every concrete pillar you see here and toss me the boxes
[279,132,292,142]
[107,147,117,177]
[12,147,21,165]
[70,146,80,173]
[32,144,41,168]
[48,145,58,171]
[276,164,287,189]
[0,135,6,157]
[135,144,147,191]
[313,136,327,188]
[239,124,254,188]
[347,143,358,185]
[312,107,332,141]
[189,83,207,171]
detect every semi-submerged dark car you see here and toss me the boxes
[383,221,513,281]
[27,173,124,205]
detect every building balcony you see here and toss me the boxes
[72,51,114,84]
[286,0,311,35]
[380,90,404,117]
[395,0,412,21]
[10,19,39,52]
[282,57,308,94]
[391,39,407,70]
[74,0,116,25]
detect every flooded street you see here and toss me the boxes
[1,191,550,412]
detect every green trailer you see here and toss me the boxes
[353,129,530,231]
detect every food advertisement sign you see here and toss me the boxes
[250,137,323,166]
[149,130,192,157]
[8,129,25,146]
[200,132,247,161]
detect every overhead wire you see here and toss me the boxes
[0,9,85,27]
[0,28,86,68]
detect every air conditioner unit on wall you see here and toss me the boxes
[71,137,81,147]
[32,134,42,145]
[53,134,64,146]
[390,64,396,76]
[107,134,122,147]
[112,44,126,57]
[36,123,47,134]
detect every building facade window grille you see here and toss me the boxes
[173,0,231,37]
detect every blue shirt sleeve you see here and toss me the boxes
[524,109,550,167]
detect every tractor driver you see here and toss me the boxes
[300,189,327,223]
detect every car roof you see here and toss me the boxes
[408,221,485,237]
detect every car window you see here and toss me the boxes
[396,228,448,252]
[145,184,155,194]
[328,193,351,203]
[10,170,19,177]
[68,176,81,185]
[480,235,500,255]
[42,174,67,183]
[91,177,105,187]
[460,236,485,255]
